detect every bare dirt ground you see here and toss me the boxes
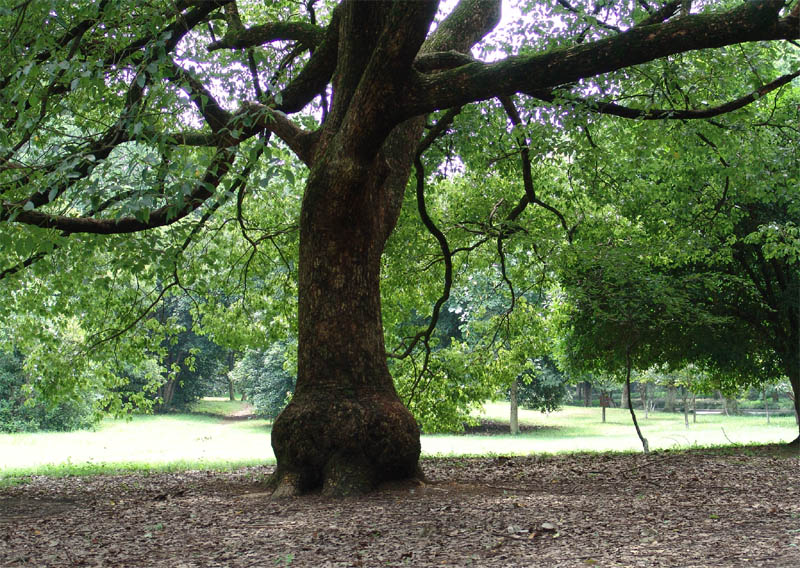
[2,447,799,567]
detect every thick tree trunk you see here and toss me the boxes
[156,378,176,412]
[267,0,501,497]
[269,147,420,497]
[787,362,800,445]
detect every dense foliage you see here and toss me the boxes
[0,350,96,432]
[0,0,796,459]
[230,341,296,420]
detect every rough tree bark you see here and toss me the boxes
[785,357,800,445]
[268,0,501,497]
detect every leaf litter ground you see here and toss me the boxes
[2,448,799,567]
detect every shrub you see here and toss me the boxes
[0,350,97,432]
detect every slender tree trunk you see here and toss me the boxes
[625,348,649,454]
[692,392,697,424]
[600,391,610,423]
[620,380,629,408]
[682,387,689,429]
[227,351,236,401]
[510,378,520,435]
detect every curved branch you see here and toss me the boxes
[403,0,796,117]
[6,148,236,234]
[250,6,341,115]
[166,62,233,132]
[496,236,516,313]
[529,69,800,120]
[87,278,180,351]
[107,1,231,68]
[0,0,112,90]
[232,104,317,165]
[208,20,325,52]
[555,0,622,33]
[390,108,462,363]
[636,0,681,27]
[499,96,575,242]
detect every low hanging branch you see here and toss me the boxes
[499,96,576,242]
[5,148,236,234]
[527,69,800,121]
[390,108,461,403]
[391,107,461,361]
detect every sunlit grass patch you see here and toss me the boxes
[189,397,252,417]
[420,403,797,457]
[1,402,795,483]
[0,413,273,477]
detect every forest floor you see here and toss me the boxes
[2,446,799,567]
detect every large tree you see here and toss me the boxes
[0,1,797,495]
[546,62,800,440]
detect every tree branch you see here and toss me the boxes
[208,20,325,52]
[248,5,340,115]
[529,69,800,120]
[5,148,236,234]
[499,96,575,242]
[390,107,462,364]
[166,62,233,132]
[403,0,796,117]
[636,0,681,27]
[231,104,317,165]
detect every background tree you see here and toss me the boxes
[0,0,797,494]
[230,339,297,420]
[0,348,96,432]
[548,59,800,440]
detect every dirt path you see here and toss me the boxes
[217,403,257,422]
[1,448,798,567]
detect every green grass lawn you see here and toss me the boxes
[423,402,798,457]
[0,413,274,477]
[188,397,252,417]
[1,400,796,479]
